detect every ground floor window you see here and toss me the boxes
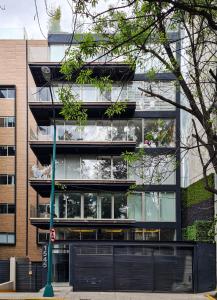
[38,228,176,243]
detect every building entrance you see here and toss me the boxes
[53,245,69,282]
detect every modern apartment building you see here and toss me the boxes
[0,30,181,280]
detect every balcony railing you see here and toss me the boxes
[28,82,176,111]
[30,121,140,143]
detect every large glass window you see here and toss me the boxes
[81,157,98,179]
[143,119,176,147]
[96,121,111,141]
[113,157,127,179]
[66,193,81,218]
[112,120,128,141]
[100,193,112,219]
[65,155,80,179]
[84,193,97,218]
[55,157,65,179]
[145,192,175,222]
[97,157,111,179]
[128,120,142,145]
[128,193,142,221]
[114,194,127,219]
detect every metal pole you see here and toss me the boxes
[43,85,56,297]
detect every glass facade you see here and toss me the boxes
[37,192,176,222]
[38,228,176,242]
[31,81,176,112]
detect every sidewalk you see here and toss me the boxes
[0,291,212,300]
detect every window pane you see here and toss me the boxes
[128,120,142,145]
[55,156,65,179]
[143,155,176,185]
[7,234,15,244]
[7,89,15,98]
[7,117,15,127]
[160,192,176,222]
[100,194,112,219]
[0,146,7,156]
[112,120,128,141]
[56,123,65,140]
[0,118,4,127]
[128,193,142,221]
[8,204,15,214]
[143,119,175,147]
[0,204,7,213]
[113,158,127,179]
[82,85,97,102]
[67,193,81,218]
[145,192,159,221]
[82,121,97,141]
[81,158,98,179]
[0,234,7,243]
[38,204,50,217]
[8,175,15,184]
[8,146,15,156]
[97,158,111,179]
[0,89,7,98]
[84,193,97,218]
[65,121,81,140]
[114,194,127,219]
[55,194,66,218]
[0,175,7,184]
[96,121,111,141]
[65,155,80,179]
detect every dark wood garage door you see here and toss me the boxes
[70,244,193,292]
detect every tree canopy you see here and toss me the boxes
[58,0,217,193]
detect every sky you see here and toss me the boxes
[0,0,78,39]
[0,0,119,40]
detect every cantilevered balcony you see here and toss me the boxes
[29,156,135,196]
[28,46,134,85]
[28,84,137,120]
[30,121,140,163]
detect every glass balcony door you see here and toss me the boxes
[55,193,81,218]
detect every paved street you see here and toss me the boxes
[0,291,213,300]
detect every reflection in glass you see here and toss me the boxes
[81,157,98,179]
[65,155,80,179]
[160,192,176,222]
[114,194,127,219]
[100,194,112,218]
[66,193,81,218]
[128,193,142,221]
[84,193,97,218]
[113,158,127,179]
[128,120,142,145]
[112,120,128,141]
[96,121,111,141]
[97,158,111,179]
[145,192,176,222]
[143,119,176,147]
[145,192,159,221]
[55,157,65,179]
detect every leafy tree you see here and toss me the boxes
[58,0,217,194]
